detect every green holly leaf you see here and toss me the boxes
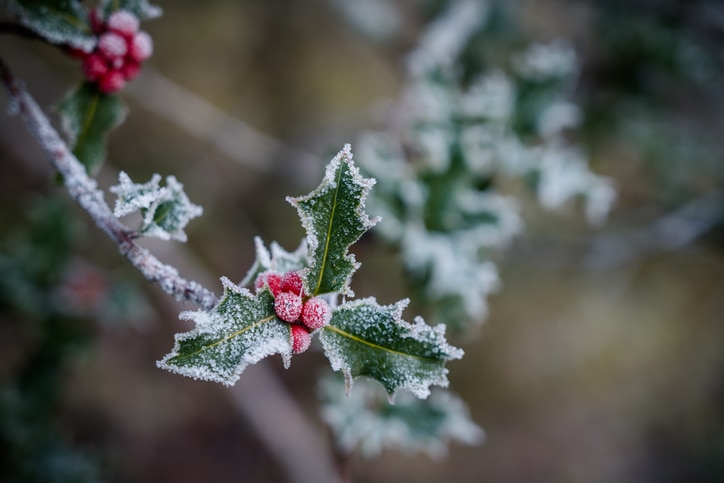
[110,172,203,242]
[320,374,484,458]
[12,0,95,51]
[320,297,463,399]
[157,277,292,386]
[57,83,127,175]
[100,0,162,20]
[239,237,307,288]
[288,144,380,297]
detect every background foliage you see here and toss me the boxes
[1,0,724,482]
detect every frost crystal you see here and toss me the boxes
[288,144,380,297]
[110,171,203,242]
[239,237,307,289]
[358,16,615,329]
[320,297,463,400]
[157,277,292,386]
[320,374,484,458]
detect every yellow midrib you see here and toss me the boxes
[74,91,100,157]
[313,163,344,296]
[171,315,276,362]
[322,325,439,362]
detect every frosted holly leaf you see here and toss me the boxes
[100,0,162,20]
[320,373,484,458]
[239,237,307,288]
[288,144,380,297]
[57,83,127,174]
[110,172,202,242]
[12,0,96,51]
[157,277,292,386]
[110,171,164,217]
[140,175,202,242]
[320,297,463,400]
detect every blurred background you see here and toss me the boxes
[1,0,724,482]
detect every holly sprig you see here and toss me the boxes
[158,145,463,399]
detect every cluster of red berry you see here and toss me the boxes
[71,10,153,94]
[255,271,332,354]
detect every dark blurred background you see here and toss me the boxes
[1,0,724,482]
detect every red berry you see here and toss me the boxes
[281,271,304,296]
[89,9,104,35]
[274,291,303,323]
[255,271,282,296]
[107,10,140,39]
[98,32,128,61]
[290,324,312,354]
[97,70,126,94]
[301,297,331,330]
[121,61,141,80]
[128,31,153,63]
[82,53,109,81]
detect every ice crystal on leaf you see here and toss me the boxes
[100,0,162,20]
[320,297,463,400]
[158,145,463,400]
[110,171,202,242]
[157,277,292,386]
[320,374,484,458]
[288,144,380,298]
[11,0,96,51]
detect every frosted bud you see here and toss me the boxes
[107,10,140,39]
[301,297,331,330]
[274,291,303,323]
[290,324,312,354]
[98,32,128,61]
[128,31,153,62]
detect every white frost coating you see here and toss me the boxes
[110,172,202,242]
[537,101,581,138]
[320,297,463,400]
[110,171,164,217]
[238,237,308,288]
[320,375,484,458]
[157,277,293,386]
[407,0,490,76]
[459,71,514,121]
[287,144,380,297]
[3,71,217,310]
[513,40,578,81]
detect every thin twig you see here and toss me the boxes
[0,57,218,310]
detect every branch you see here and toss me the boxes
[0,57,218,310]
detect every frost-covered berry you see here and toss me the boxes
[274,291,303,323]
[301,297,331,330]
[107,10,140,39]
[121,61,141,81]
[290,324,312,354]
[98,70,126,94]
[128,31,153,63]
[98,32,128,61]
[82,53,109,81]
[281,271,304,296]
[255,271,282,296]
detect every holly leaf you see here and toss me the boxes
[157,277,292,386]
[288,144,380,297]
[320,374,484,458]
[100,0,162,20]
[239,237,307,288]
[319,297,463,399]
[57,83,127,175]
[12,0,95,51]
